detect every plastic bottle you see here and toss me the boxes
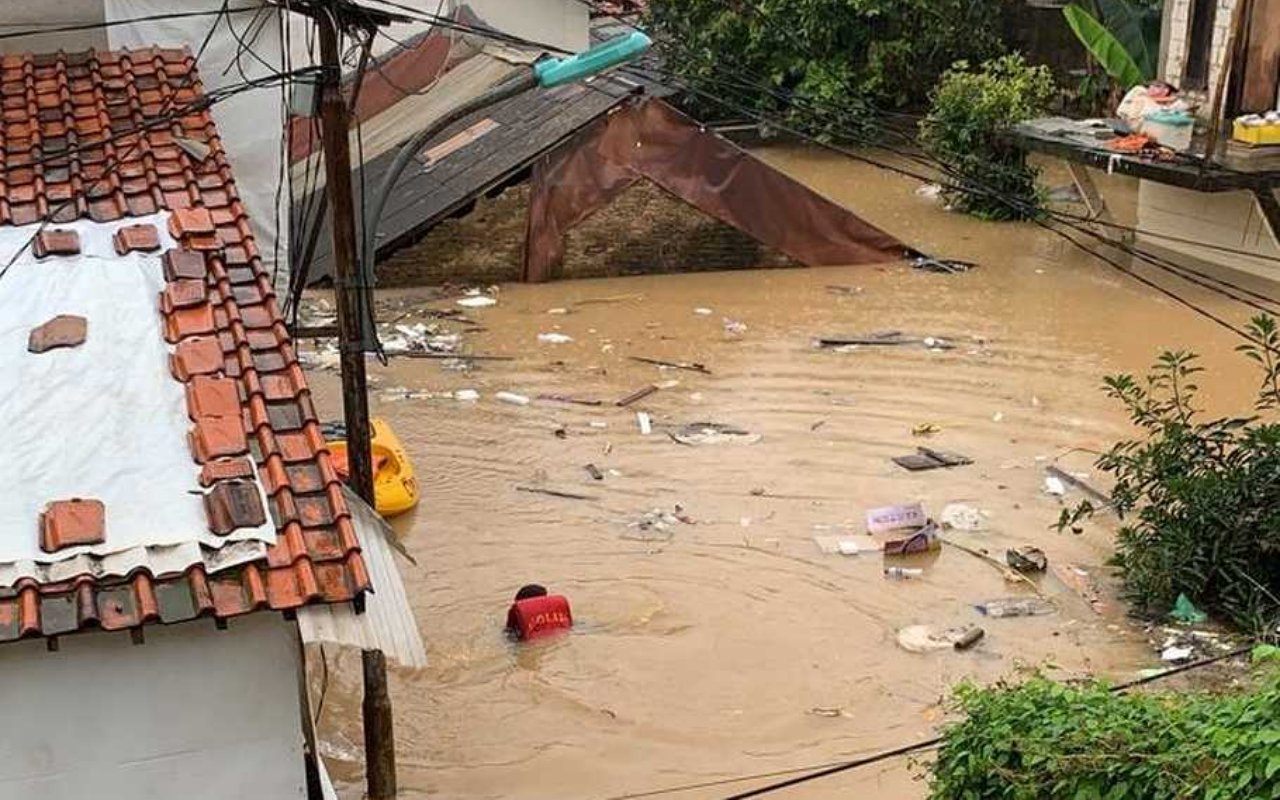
[884,567,923,580]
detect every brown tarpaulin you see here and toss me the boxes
[522,99,907,282]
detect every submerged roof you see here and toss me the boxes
[0,47,370,643]
[292,18,665,283]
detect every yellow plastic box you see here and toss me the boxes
[1233,119,1280,146]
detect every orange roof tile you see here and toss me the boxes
[0,48,370,644]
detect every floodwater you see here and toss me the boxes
[304,147,1270,799]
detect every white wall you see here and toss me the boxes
[458,0,590,53]
[0,614,305,800]
[0,0,107,53]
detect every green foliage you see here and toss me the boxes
[918,55,1055,220]
[644,0,1005,140]
[1064,0,1162,90]
[1064,3,1144,88]
[1065,316,1280,633]
[929,666,1280,798]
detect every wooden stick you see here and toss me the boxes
[629,356,711,374]
[941,537,1047,597]
[362,649,396,800]
[516,486,596,501]
[386,352,514,361]
[538,394,605,406]
[1045,464,1114,509]
[616,385,658,406]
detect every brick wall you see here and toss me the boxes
[376,179,795,287]
[1163,0,1241,112]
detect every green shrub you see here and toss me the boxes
[645,0,1006,141]
[1069,317,1280,633]
[929,658,1280,799]
[918,54,1055,220]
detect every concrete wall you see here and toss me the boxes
[0,614,305,800]
[378,179,795,287]
[456,0,590,53]
[0,0,108,53]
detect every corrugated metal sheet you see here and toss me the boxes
[297,487,426,669]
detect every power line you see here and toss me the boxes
[623,61,1272,348]
[609,0,1280,266]
[0,7,255,43]
[609,645,1255,800]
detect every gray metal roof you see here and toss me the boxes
[294,67,648,282]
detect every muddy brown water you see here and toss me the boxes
[304,147,1268,799]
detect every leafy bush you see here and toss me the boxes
[929,655,1280,799]
[1067,317,1280,633]
[644,0,1005,141]
[918,54,1055,220]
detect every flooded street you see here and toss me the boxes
[305,147,1265,799]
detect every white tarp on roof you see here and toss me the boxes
[103,0,292,291]
[0,212,275,587]
[298,487,426,669]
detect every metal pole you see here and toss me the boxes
[316,7,375,505]
[361,649,397,800]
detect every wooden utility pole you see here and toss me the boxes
[310,6,394,799]
[315,4,375,506]
[362,649,397,799]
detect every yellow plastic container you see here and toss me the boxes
[328,417,420,517]
[1233,119,1280,146]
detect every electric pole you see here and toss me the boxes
[315,3,375,507]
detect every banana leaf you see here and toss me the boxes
[1063,2,1144,89]
[1094,0,1160,82]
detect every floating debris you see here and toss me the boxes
[584,464,604,481]
[910,255,976,274]
[893,447,973,472]
[670,422,761,446]
[976,597,1056,618]
[826,284,863,296]
[636,412,653,435]
[624,505,694,541]
[454,389,480,402]
[693,307,714,316]
[884,522,941,555]
[912,422,942,437]
[896,624,984,653]
[630,356,712,374]
[517,486,595,501]
[816,331,955,350]
[616,385,658,407]
[940,503,986,532]
[884,567,924,580]
[538,332,574,344]
[540,393,603,406]
[1053,563,1106,614]
[456,295,497,308]
[723,318,748,336]
[866,503,927,534]
[1006,546,1048,573]
[495,392,531,406]
[1044,475,1067,496]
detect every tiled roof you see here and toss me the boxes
[0,47,370,643]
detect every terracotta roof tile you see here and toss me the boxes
[0,48,369,643]
[28,314,87,353]
[40,499,106,553]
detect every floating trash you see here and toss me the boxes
[669,422,761,446]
